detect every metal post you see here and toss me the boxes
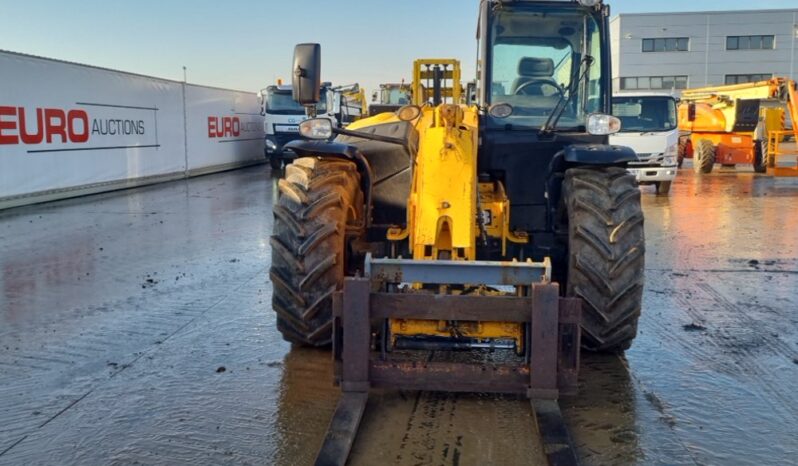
[557,298,582,394]
[528,283,559,399]
[181,67,189,178]
[315,278,371,466]
[341,277,370,393]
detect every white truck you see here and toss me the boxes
[610,92,679,195]
[259,83,363,170]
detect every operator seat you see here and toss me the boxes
[511,57,557,95]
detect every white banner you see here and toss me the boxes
[185,85,265,171]
[0,51,264,205]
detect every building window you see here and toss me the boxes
[642,37,689,52]
[725,74,773,85]
[726,35,775,50]
[621,76,688,90]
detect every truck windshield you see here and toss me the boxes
[487,6,603,130]
[267,90,328,115]
[380,88,411,105]
[613,96,677,132]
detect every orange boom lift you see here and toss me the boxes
[677,77,798,175]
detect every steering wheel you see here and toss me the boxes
[514,79,564,98]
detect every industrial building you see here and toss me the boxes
[611,9,798,92]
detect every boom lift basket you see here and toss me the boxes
[767,130,798,176]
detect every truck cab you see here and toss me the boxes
[260,83,348,169]
[610,92,679,194]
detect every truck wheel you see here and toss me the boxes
[655,180,672,195]
[694,140,715,174]
[753,140,769,173]
[269,155,283,171]
[564,167,645,353]
[677,139,687,168]
[269,157,363,346]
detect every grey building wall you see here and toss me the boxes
[610,9,798,92]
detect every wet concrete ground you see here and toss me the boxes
[1,161,797,465]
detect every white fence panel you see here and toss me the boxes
[0,51,266,208]
[0,52,186,199]
[185,85,265,172]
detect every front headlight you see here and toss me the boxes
[663,156,676,166]
[665,143,678,156]
[587,113,622,135]
[265,138,277,150]
[299,118,333,140]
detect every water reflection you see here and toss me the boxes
[273,346,337,466]
[561,353,642,466]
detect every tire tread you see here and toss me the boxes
[270,157,362,346]
[565,167,645,353]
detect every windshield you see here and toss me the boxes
[613,96,677,132]
[487,6,603,130]
[380,88,411,105]
[266,89,327,115]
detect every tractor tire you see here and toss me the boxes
[753,140,770,173]
[693,139,715,174]
[655,180,672,195]
[564,167,645,353]
[269,157,363,346]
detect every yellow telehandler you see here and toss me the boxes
[270,1,644,463]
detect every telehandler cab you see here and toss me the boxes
[269,1,644,463]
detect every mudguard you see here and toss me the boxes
[562,144,638,165]
[284,140,360,159]
[284,140,375,227]
[285,121,416,228]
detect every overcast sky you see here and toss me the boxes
[2,0,797,94]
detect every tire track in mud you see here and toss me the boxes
[389,391,533,465]
[0,268,266,459]
[653,275,798,421]
[692,281,798,417]
[696,282,797,360]
[393,391,465,465]
[350,357,541,465]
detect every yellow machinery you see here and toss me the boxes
[411,58,463,106]
[340,85,367,121]
[366,103,533,350]
[767,129,798,176]
[678,77,798,174]
[330,83,367,126]
[369,60,463,116]
[271,3,647,464]
[369,82,412,116]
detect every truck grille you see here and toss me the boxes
[274,133,302,147]
[629,153,665,167]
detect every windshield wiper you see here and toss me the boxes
[539,55,594,136]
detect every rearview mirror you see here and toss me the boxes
[292,43,321,105]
